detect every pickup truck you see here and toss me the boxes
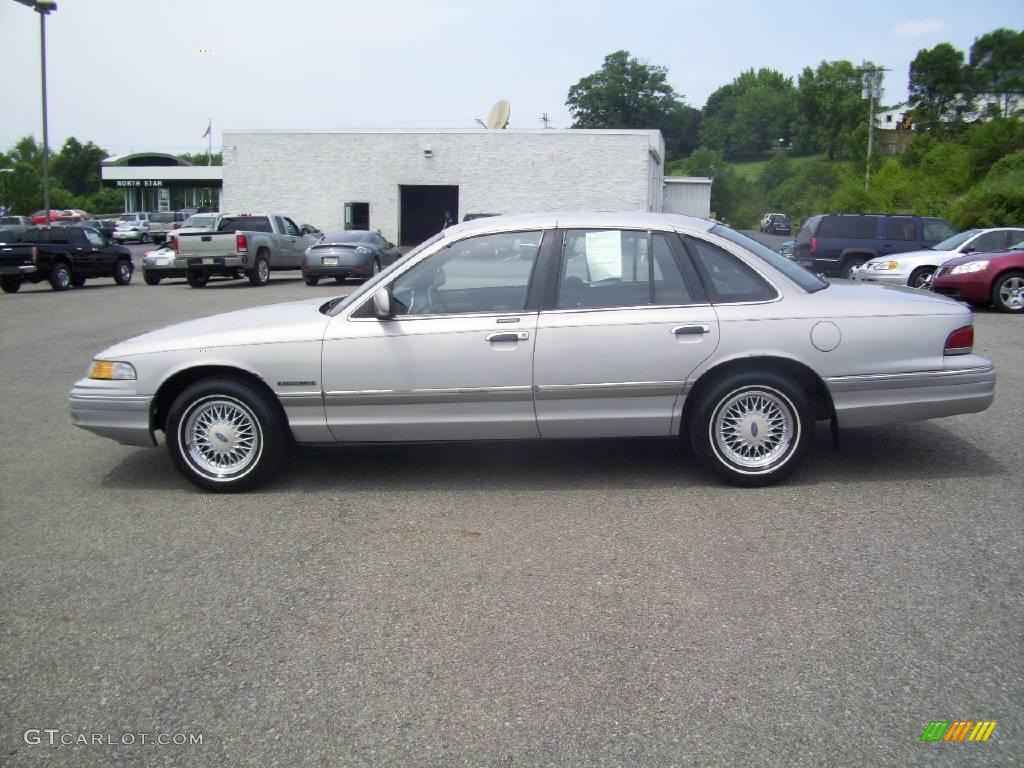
[175,213,317,287]
[146,211,187,244]
[0,225,134,293]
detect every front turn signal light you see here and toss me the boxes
[89,360,137,380]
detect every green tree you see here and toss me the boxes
[565,50,699,159]
[908,43,971,127]
[177,151,223,166]
[51,137,108,196]
[793,60,872,159]
[969,28,1024,118]
[700,69,797,158]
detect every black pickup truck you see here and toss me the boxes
[0,225,134,293]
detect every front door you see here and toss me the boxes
[533,228,720,438]
[321,229,547,441]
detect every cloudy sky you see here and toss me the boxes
[1,0,1021,157]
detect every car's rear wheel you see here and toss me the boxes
[304,275,320,286]
[908,266,935,289]
[992,270,1024,313]
[113,259,133,285]
[248,254,270,286]
[688,370,813,487]
[187,270,209,288]
[49,262,72,291]
[166,377,290,492]
[0,276,21,293]
[144,273,161,286]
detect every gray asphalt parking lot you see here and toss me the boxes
[1,238,1021,766]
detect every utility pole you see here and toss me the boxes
[862,65,888,190]
[15,2,58,223]
[540,113,552,129]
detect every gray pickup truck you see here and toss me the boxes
[175,213,317,287]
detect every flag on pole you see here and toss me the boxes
[201,120,211,139]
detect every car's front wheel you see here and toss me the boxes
[113,259,133,285]
[688,371,813,487]
[841,258,865,280]
[908,267,935,289]
[992,270,1024,313]
[166,377,290,492]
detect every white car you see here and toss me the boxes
[69,212,995,492]
[854,227,1024,288]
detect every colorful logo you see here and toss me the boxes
[921,721,997,742]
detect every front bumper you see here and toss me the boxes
[852,268,909,286]
[931,271,992,302]
[826,357,995,429]
[69,378,155,447]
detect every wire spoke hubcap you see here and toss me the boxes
[713,388,796,470]
[182,397,262,479]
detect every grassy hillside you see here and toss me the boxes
[730,153,829,181]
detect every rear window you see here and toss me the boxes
[817,216,878,239]
[217,216,272,233]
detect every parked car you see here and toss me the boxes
[29,209,66,224]
[302,230,402,285]
[68,212,994,492]
[761,213,791,235]
[854,227,1024,288]
[141,242,181,285]
[463,213,501,222]
[146,211,188,244]
[113,212,153,243]
[931,239,1024,313]
[175,213,318,287]
[0,215,37,239]
[91,218,118,240]
[1,225,133,292]
[794,214,956,279]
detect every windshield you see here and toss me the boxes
[323,233,445,316]
[931,229,979,251]
[710,225,829,293]
[183,215,216,228]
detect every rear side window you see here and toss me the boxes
[817,216,878,239]
[885,217,916,241]
[218,216,272,233]
[685,237,778,303]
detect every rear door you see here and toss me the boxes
[533,228,719,438]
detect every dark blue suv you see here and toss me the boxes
[794,214,956,278]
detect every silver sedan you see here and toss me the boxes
[69,212,995,491]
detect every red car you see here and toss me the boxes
[931,243,1024,313]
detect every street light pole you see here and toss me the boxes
[15,1,58,223]
[0,168,13,213]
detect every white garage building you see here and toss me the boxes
[221,128,710,246]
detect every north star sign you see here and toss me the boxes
[116,180,163,187]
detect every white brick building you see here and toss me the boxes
[221,129,669,246]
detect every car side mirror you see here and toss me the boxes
[373,287,392,320]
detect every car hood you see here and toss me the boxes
[100,297,335,357]
[940,249,1023,268]
[865,248,954,265]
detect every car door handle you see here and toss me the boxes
[486,332,529,342]
[672,324,710,335]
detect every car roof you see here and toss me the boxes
[442,211,717,238]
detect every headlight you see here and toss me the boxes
[89,360,137,380]
[950,261,989,275]
[355,246,372,254]
[883,261,899,270]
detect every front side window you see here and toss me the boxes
[282,218,300,236]
[85,229,106,248]
[390,230,541,316]
[686,236,778,303]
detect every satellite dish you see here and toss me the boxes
[486,100,510,129]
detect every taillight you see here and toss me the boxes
[810,237,817,254]
[31,246,38,264]
[236,233,248,253]
[170,235,178,253]
[944,325,973,355]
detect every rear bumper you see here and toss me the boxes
[826,361,996,429]
[69,379,155,447]
[0,264,38,276]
